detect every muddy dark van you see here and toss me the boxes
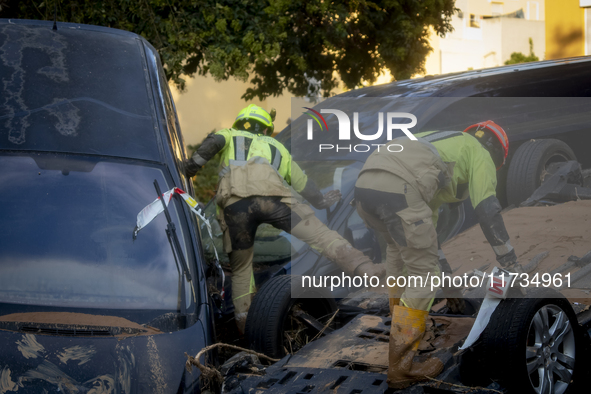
[0,19,216,393]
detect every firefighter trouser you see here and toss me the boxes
[355,171,440,311]
[222,196,370,316]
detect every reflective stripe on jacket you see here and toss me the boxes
[212,129,308,206]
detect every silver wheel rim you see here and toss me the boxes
[526,304,576,394]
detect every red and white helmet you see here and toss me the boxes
[464,121,509,170]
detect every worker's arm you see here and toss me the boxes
[184,131,229,178]
[282,150,341,209]
[468,146,518,268]
[474,196,517,267]
[300,179,342,209]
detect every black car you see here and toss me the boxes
[0,19,217,393]
[198,56,591,359]
[202,59,591,394]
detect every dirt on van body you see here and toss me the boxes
[0,312,161,336]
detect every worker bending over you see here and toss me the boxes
[354,121,519,388]
[185,105,384,333]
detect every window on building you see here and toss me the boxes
[526,1,539,20]
[492,3,504,16]
[469,14,481,28]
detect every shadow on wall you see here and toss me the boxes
[548,26,584,59]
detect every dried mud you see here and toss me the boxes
[0,312,161,337]
[443,200,591,301]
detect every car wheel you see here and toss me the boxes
[245,275,337,359]
[506,139,576,206]
[480,288,580,393]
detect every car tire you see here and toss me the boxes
[480,288,581,394]
[245,275,337,359]
[506,139,576,206]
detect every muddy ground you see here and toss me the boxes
[442,199,591,301]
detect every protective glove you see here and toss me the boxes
[497,248,518,267]
[184,158,202,178]
[504,260,525,275]
[311,189,342,210]
[495,248,526,274]
[354,261,386,278]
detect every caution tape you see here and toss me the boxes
[135,187,225,298]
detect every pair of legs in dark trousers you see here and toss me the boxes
[223,196,292,331]
[222,195,374,333]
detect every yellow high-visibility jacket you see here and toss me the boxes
[358,130,497,226]
[193,128,308,207]
[414,130,498,221]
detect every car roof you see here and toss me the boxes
[0,19,164,162]
[337,57,591,98]
[281,56,591,161]
[1,18,140,38]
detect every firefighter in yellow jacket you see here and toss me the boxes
[354,121,518,388]
[185,105,384,333]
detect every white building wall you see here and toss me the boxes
[482,18,503,68]
[423,0,545,76]
[426,17,545,75]
[499,18,545,60]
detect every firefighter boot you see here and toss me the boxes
[388,306,444,389]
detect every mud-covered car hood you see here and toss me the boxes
[0,320,207,393]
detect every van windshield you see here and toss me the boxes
[0,153,193,312]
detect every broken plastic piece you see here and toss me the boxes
[521,161,591,206]
[522,251,549,273]
[459,297,502,350]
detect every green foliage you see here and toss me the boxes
[4,0,456,100]
[505,38,539,65]
[187,132,220,203]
